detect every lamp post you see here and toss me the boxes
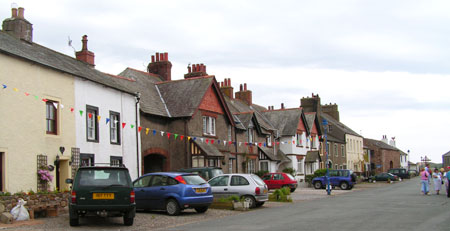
[322,119,331,195]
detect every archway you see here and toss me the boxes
[144,154,166,173]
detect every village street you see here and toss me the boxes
[2,178,449,230]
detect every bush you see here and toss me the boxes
[281,187,291,195]
[269,189,292,202]
[218,195,240,203]
[255,170,269,178]
[305,175,314,184]
[282,168,295,177]
[313,169,328,177]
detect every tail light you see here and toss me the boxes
[71,191,76,204]
[255,187,260,195]
[175,176,187,184]
[130,190,135,203]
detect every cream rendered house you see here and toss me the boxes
[346,134,364,173]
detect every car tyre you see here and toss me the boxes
[69,215,79,226]
[313,181,323,189]
[123,215,134,226]
[194,207,208,213]
[166,199,181,216]
[340,181,349,190]
[255,202,265,207]
[290,188,296,193]
[242,195,256,208]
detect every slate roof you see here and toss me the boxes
[321,113,361,143]
[304,113,316,133]
[193,139,224,157]
[258,146,279,161]
[364,138,398,151]
[305,151,321,163]
[0,31,135,95]
[261,108,304,136]
[443,151,450,157]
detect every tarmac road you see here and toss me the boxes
[167,177,450,231]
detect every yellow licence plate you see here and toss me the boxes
[93,193,114,200]
[195,188,207,193]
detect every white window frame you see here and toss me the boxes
[202,116,216,136]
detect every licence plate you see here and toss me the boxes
[93,193,114,200]
[195,188,207,193]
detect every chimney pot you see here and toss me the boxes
[240,84,243,91]
[196,64,200,72]
[151,55,155,63]
[228,78,231,87]
[160,53,164,62]
[188,65,191,73]
[244,83,247,91]
[164,52,168,61]
[281,103,284,109]
[11,8,17,18]
[81,35,88,51]
[18,7,24,19]
[155,52,160,62]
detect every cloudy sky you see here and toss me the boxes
[2,0,450,163]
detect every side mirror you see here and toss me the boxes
[65,178,73,184]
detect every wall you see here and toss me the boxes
[0,54,76,193]
[346,134,364,173]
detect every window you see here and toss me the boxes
[248,128,253,143]
[312,136,316,149]
[110,156,122,166]
[208,158,219,167]
[86,105,99,142]
[209,175,229,186]
[296,132,302,146]
[326,142,330,155]
[231,176,249,186]
[341,145,345,157]
[228,158,233,173]
[110,112,120,144]
[192,156,204,167]
[273,173,284,180]
[202,116,216,136]
[260,161,269,172]
[335,164,338,170]
[227,125,232,141]
[297,159,304,174]
[334,144,338,157]
[267,135,272,147]
[247,159,255,173]
[80,153,94,167]
[46,101,57,134]
[328,125,333,132]
[343,164,347,169]
[133,175,152,188]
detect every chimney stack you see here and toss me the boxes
[281,103,285,109]
[220,78,234,99]
[184,63,208,79]
[75,35,95,67]
[147,52,172,81]
[2,6,33,43]
[235,83,252,105]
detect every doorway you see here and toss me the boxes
[144,154,166,173]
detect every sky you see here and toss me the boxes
[2,0,450,163]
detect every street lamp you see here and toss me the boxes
[322,119,331,195]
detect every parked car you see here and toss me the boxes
[262,172,298,192]
[178,167,223,181]
[408,170,418,177]
[133,172,213,216]
[208,174,268,208]
[66,164,136,226]
[388,168,410,179]
[312,169,356,190]
[369,172,399,182]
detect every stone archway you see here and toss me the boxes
[142,148,170,174]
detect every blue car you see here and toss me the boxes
[312,169,356,190]
[133,172,213,216]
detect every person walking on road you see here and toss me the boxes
[446,167,450,197]
[432,168,442,195]
[420,168,430,195]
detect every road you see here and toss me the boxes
[167,177,450,231]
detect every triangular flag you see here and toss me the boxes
[34,96,38,100]
[79,110,84,116]
[258,143,262,147]
[60,104,64,109]
[53,102,58,109]
[264,142,266,147]
[1,84,6,89]
[138,126,142,132]
[188,136,191,141]
[70,107,74,112]
[180,135,184,140]
[24,92,30,96]
[224,141,227,146]
[167,133,171,139]
[114,120,119,124]
[206,139,209,144]
[293,140,295,144]
[160,131,164,136]
[239,142,242,146]
[245,142,248,146]
[97,115,101,122]
[174,134,178,140]
[200,138,203,142]
[277,142,280,145]
[193,137,197,141]
[153,130,156,135]
[88,113,92,119]
[13,88,18,92]
[122,123,126,128]
[211,139,215,144]
[229,141,233,145]
[106,118,110,124]
[146,128,150,135]
[131,124,134,129]
[42,99,48,102]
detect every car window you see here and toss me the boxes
[209,175,229,186]
[285,174,295,180]
[134,175,152,188]
[211,169,224,178]
[231,176,250,186]
[262,174,272,180]
[182,175,207,185]
[251,174,266,186]
[150,175,165,186]
[274,174,284,180]
[78,169,130,187]
[167,177,178,185]
[340,171,349,177]
[329,170,338,177]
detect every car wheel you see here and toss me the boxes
[242,195,256,208]
[166,199,181,216]
[255,202,265,207]
[313,181,323,189]
[290,188,296,193]
[123,215,134,226]
[340,181,349,190]
[194,207,208,213]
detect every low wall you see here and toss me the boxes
[0,193,70,219]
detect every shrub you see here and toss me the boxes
[281,187,291,195]
[305,175,314,184]
[282,168,295,176]
[255,170,269,178]
[313,168,328,177]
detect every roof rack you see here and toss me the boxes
[80,163,127,168]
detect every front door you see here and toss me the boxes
[144,154,165,173]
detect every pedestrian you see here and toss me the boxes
[446,167,450,197]
[432,168,442,195]
[420,168,430,195]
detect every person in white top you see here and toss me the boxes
[432,168,442,195]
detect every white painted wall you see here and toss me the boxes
[74,78,140,180]
[400,153,408,169]
[346,134,364,172]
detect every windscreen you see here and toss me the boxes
[286,174,295,180]
[77,169,130,187]
[251,174,266,186]
[182,175,207,185]
[211,169,224,178]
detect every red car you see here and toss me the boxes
[262,173,298,192]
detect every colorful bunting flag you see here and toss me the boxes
[146,128,150,135]
[13,88,18,92]
[160,131,164,136]
[180,135,184,140]
[71,107,74,112]
[24,92,30,96]
[97,115,101,122]
[211,139,214,144]
[34,96,38,100]
[106,118,110,124]
[188,136,191,141]
[206,139,209,144]
[174,134,178,140]
[53,102,58,109]
[79,110,83,116]
[167,132,171,139]
[122,123,126,128]
[60,104,64,109]
[131,124,134,129]
[1,84,6,89]
[138,126,142,132]
[153,130,156,135]
[42,99,48,102]
[88,113,92,119]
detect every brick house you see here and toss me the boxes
[364,138,401,174]
[442,151,450,169]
